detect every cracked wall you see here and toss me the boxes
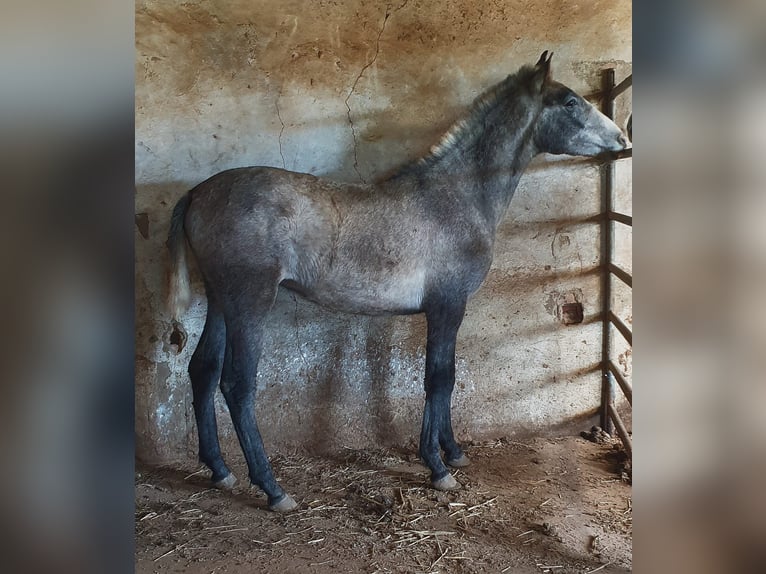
[135,0,632,464]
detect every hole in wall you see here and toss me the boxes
[561,302,584,325]
[135,212,149,239]
[169,321,188,353]
[544,288,585,324]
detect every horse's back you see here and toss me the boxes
[187,166,330,218]
[184,167,338,279]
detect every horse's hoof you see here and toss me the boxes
[213,473,237,491]
[269,494,298,513]
[447,454,471,468]
[432,473,461,491]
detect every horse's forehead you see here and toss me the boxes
[544,80,568,94]
[543,81,576,103]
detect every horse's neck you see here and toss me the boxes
[476,137,538,229]
[389,95,540,228]
[421,121,538,229]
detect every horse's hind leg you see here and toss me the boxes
[189,298,235,488]
[219,276,297,512]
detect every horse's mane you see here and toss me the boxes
[419,64,538,165]
[381,64,538,181]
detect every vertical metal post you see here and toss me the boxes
[600,68,616,435]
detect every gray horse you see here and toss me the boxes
[166,52,627,512]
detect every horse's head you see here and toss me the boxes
[532,51,628,156]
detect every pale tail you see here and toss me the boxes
[166,193,192,321]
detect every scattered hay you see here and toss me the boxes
[137,448,508,570]
[137,438,632,572]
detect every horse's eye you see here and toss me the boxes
[565,98,577,108]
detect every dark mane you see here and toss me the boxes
[387,64,539,179]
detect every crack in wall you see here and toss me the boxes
[275,98,287,169]
[343,8,391,183]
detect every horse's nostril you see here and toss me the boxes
[618,134,629,148]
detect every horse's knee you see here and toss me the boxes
[219,376,254,409]
[219,378,239,401]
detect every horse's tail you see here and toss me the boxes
[166,193,193,321]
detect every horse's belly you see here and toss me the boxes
[287,269,426,316]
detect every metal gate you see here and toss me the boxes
[598,69,633,455]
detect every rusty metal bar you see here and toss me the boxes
[612,148,632,161]
[598,148,633,163]
[608,211,632,227]
[599,68,616,435]
[608,404,632,455]
[607,360,632,405]
[608,262,632,288]
[611,74,633,98]
[583,90,605,102]
[594,69,633,457]
[608,310,633,346]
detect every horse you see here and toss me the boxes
[165,52,628,512]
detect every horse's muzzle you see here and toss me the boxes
[617,133,629,149]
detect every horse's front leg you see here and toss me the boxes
[420,299,469,490]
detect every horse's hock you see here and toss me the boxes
[135,0,632,473]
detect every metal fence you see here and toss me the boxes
[598,69,632,455]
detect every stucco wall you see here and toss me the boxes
[135,0,632,464]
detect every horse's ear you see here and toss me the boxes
[533,50,553,92]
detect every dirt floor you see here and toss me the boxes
[136,435,632,573]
